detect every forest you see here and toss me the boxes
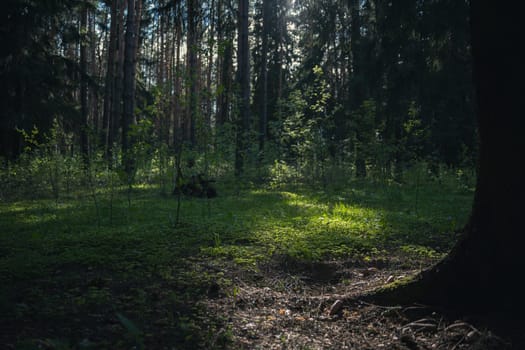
[1,0,523,349]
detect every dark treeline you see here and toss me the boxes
[0,0,476,187]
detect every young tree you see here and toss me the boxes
[370,2,525,320]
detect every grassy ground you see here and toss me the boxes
[0,177,474,349]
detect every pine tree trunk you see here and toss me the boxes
[235,0,250,176]
[350,0,366,178]
[258,0,269,155]
[111,0,127,160]
[89,11,99,133]
[103,0,118,159]
[218,38,233,126]
[205,0,215,133]
[80,4,89,167]
[186,0,199,146]
[173,7,183,147]
[122,0,138,176]
[368,2,525,320]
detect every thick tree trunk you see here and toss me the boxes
[368,2,525,318]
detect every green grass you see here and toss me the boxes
[0,178,473,348]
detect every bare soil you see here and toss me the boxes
[204,256,513,349]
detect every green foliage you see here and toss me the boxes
[1,122,83,200]
[0,163,473,347]
[274,66,336,183]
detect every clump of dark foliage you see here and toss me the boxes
[173,173,217,198]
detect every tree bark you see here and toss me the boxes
[235,0,250,176]
[258,0,269,155]
[173,4,183,148]
[80,3,89,167]
[205,0,215,133]
[109,0,127,161]
[186,0,199,146]
[349,0,367,178]
[102,1,118,160]
[122,0,139,176]
[368,2,525,319]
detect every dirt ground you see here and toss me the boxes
[203,256,514,349]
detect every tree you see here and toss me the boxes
[79,1,90,166]
[257,0,270,154]
[348,0,367,177]
[102,0,118,159]
[0,0,78,160]
[234,0,251,176]
[215,0,235,127]
[370,2,525,322]
[122,0,141,176]
[186,0,200,146]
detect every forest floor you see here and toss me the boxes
[200,254,512,350]
[0,179,515,349]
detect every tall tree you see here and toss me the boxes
[371,1,525,321]
[0,0,77,160]
[112,0,127,160]
[102,0,119,158]
[348,0,367,177]
[186,0,199,145]
[205,0,216,132]
[257,0,270,154]
[122,0,141,175]
[215,0,235,127]
[80,2,90,166]
[235,0,251,176]
[172,0,184,147]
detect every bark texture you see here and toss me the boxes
[235,0,250,176]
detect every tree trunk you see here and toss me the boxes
[235,0,250,176]
[89,10,99,133]
[110,0,127,161]
[349,0,367,178]
[173,5,183,148]
[80,3,89,167]
[368,2,525,320]
[258,0,269,155]
[102,1,118,160]
[205,0,215,133]
[122,0,139,176]
[186,0,199,146]
[218,38,233,126]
